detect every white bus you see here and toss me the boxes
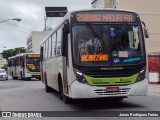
[8,53,41,80]
[40,9,149,104]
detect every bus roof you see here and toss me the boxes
[8,56,16,60]
[8,53,40,59]
[15,53,40,57]
[70,8,138,14]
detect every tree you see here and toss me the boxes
[1,64,8,71]
[0,47,26,60]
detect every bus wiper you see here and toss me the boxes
[86,22,105,45]
[116,23,127,48]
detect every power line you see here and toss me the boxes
[0,25,30,33]
[0,23,30,32]
[2,22,33,31]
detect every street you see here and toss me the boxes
[0,79,160,120]
[1,0,160,120]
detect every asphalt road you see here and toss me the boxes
[0,79,160,120]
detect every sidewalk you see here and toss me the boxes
[148,83,160,94]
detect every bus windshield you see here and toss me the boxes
[72,24,145,66]
[26,58,40,71]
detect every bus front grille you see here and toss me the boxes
[94,88,130,96]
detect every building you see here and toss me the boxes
[91,0,160,53]
[26,31,50,53]
[91,0,117,8]
[117,0,160,53]
[0,54,7,68]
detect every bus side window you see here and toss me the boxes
[56,27,62,55]
[46,40,49,59]
[48,37,52,58]
[43,42,46,60]
[13,59,15,66]
[52,33,57,57]
[21,59,24,67]
[44,41,48,60]
[18,58,20,66]
[16,58,18,66]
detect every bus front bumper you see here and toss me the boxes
[69,79,148,99]
[25,73,41,79]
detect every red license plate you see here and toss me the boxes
[106,87,119,92]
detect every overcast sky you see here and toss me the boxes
[0,0,91,52]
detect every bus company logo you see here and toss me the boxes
[112,51,118,57]
[113,58,120,63]
[101,67,123,71]
[2,112,11,117]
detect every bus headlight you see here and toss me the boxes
[137,68,146,82]
[73,68,87,84]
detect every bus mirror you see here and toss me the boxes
[64,20,70,33]
[142,21,149,38]
[144,27,149,38]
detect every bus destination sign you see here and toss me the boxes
[81,54,108,62]
[75,12,136,22]
[27,54,40,58]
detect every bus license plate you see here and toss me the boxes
[106,87,119,92]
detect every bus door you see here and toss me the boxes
[62,20,70,93]
[40,46,44,82]
[21,57,25,77]
[13,59,17,77]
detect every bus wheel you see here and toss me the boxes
[12,72,16,80]
[113,97,125,101]
[20,72,23,80]
[12,77,17,80]
[58,77,71,104]
[63,95,72,104]
[44,73,52,93]
[25,78,30,80]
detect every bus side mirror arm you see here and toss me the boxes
[142,21,149,38]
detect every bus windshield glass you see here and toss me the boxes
[72,24,145,66]
[26,57,40,71]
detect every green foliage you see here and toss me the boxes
[0,47,26,60]
[1,64,8,71]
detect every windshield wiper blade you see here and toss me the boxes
[116,23,127,47]
[86,22,105,45]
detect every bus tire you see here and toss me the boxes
[13,77,17,80]
[25,78,30,80]
[63,95,72,104]
[20,72,23,80]
[12,72,16,79]
[58,75,71,104]
[44,73,52,93]
[113,97,125,101]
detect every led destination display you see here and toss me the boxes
[75,12,136,22]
